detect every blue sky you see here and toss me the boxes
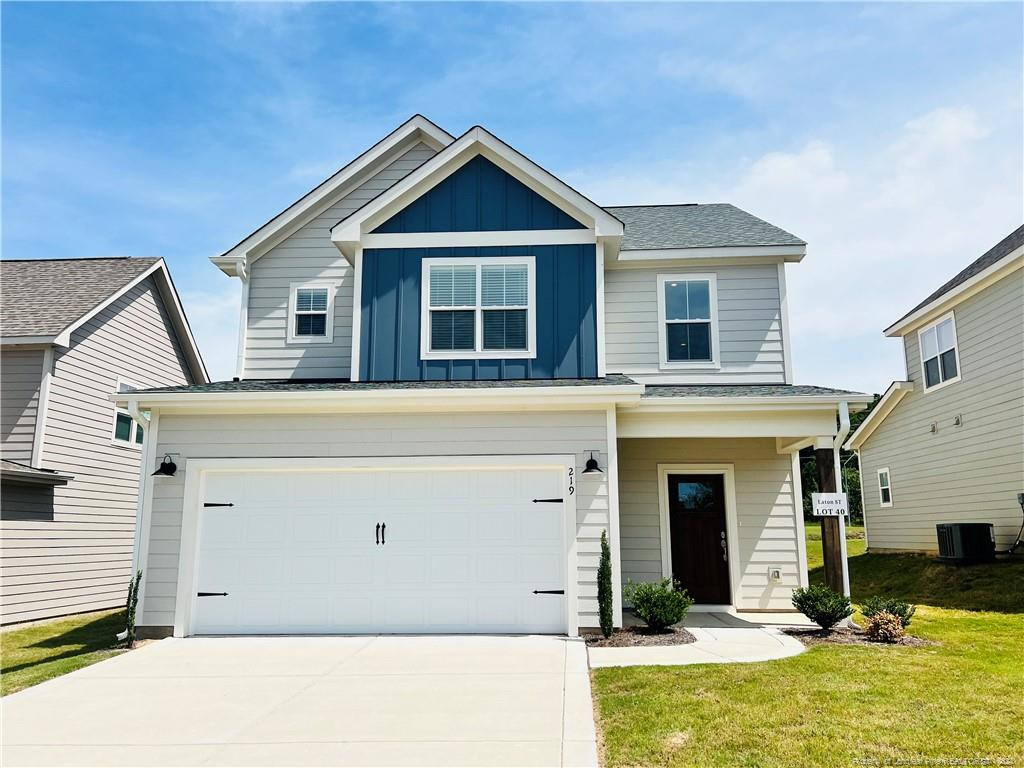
[3,2,1021,388]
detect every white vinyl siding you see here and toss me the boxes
[1,278,193,625]
[244,142,437,379]
[139,410,610,631]
[605,264,786,383]
[0,348,44,463]
[859,269,1024,552]
[617,437,802,610]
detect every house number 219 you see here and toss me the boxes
[567,467,575,496]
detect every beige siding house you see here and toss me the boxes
[847,226,1024,553]
[117,116,869,639]
[0,258,207,624]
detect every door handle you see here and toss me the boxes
[375,522,380,545]
[380,522,386,545]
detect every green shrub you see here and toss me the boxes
[125,569,143,648]
[597,530,613,639]
[624,578,693,631]
[861,595,916,628]
[791,584,852,631]
[865,610,906,643]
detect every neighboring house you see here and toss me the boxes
[0,258,207,624]
[118,116,869,639]
[846,226,1024,553]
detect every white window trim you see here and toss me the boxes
[656,273,720,370]
[287,281,339,345]
[419,256,537,360]
[877,467,893,508]
[917,311,961,392]
[111,378,145,449]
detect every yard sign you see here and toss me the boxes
[811,492,849,517]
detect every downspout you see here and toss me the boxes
[235,258,249,380]
[834,401,851,598]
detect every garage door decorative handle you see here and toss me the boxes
[375,523,380,545]
[203,502,234,508]
[380,522,386,544]
[197,592,228,597]
[532,589,565,595]
[532,498,563,504]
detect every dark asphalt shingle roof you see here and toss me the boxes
[891,224,1024,327]
[605,204,805,251]
[135,374,640,395]
[642,384,866,398]
[0,257,159,338]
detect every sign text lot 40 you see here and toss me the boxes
[811,492,849,517]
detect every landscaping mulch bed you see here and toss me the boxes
[784,626,936,648]
[585,627,697,647]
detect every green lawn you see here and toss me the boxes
[804,522,865,571]
[593,535,1024,767]
[1,609,126,696]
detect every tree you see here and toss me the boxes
[597,530,613,638]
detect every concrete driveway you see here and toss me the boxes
[2,636,597,767]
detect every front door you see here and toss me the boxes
[667,473,731,604]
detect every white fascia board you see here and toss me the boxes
[843,380,912,451]
[0,336,56,347]
[884,247,1024,337]
[211,116,455,274]
[0,467,74,485]
[616,244,806,263]
[331,126,623,261]
[111,383,646,414]
[633,394,873,412]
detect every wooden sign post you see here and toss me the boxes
[814,447,846,594]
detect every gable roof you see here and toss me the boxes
[330,125,624,260]
[0,256,208,383]
[885,224,1024,335]
[1,257,160,337]
[211,115,454,274]
[607,204,805,252]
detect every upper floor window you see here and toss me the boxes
[657,274,719,369]
[877,467,893,508]
[112,380,144,448]
[288,282,337,344]
[420,256,536,359]
[918,312,960,391]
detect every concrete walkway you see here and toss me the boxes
[588,611,810,668]
[2,635,597,767]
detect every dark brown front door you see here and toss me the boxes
[667,474,730,604]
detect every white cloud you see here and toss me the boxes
[180,282,242,382]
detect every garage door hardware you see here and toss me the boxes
[532,589,565,595]
[197,592,229,597]
[375,522,387,545]
[203,502,234,508]
[531,498,563,504]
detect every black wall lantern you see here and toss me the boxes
[581,451,603,475]
[152,455,177,477]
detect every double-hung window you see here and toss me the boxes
[918,312,960,390]
[877,467,893,508]
[421,257,536,359]
[111,380,144,447]
[657,274,719,368]
[288,282,337,344]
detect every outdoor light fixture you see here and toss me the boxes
[152,455,177,477]
[581,451,603,475]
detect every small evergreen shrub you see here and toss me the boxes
[865,610,906,643]
[597,530,614,639]
[624,578,693,631]
[791,584,852,631]
[125,569,143,648]
[861,595,916,628]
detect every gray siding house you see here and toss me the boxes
[117,116,870,640]
[846,226,1024,553]
[1,258,207,624]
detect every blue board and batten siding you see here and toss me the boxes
[373,156,585,233]
[360,245,598,381]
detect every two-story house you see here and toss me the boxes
[117,116,869,639]
[0,257,207,624]
[846,226,1024,553]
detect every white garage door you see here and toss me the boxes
[190,464,568,635]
